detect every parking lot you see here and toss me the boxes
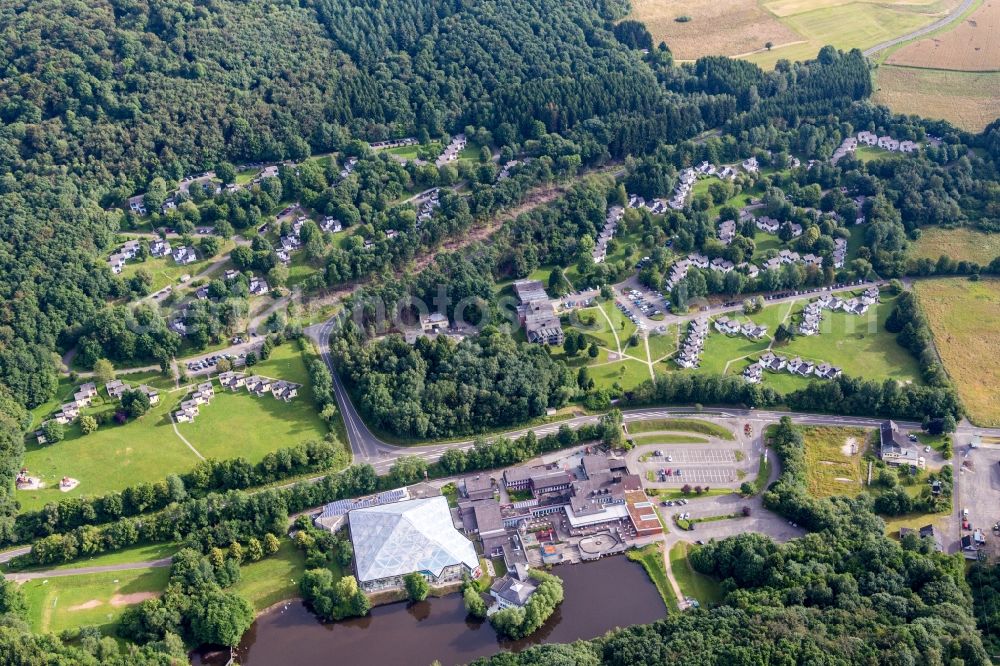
[645,449,737,465]
[957,440,1000,557]
[649,467,740,485]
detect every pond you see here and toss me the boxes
[193,555,665,666]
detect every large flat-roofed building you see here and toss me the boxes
[348,496,480,592]
[502,466,573,494]
[513,280,564,345]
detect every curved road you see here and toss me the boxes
[863,0,974,57]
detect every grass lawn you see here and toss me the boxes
[909,227,1000,266]
[753,451,772,493]
[774,294,923,384]
[854,146,904,163]
[627,419,735,440]
[20,342,328,513]
[232,538,308,612]
[20,393,201,513]
[180,341,329,462]
[914,278,1000,426]
[564,306,620,351]
[6,542,179,574]
[589,358,651,391]
[647,328,678,362]
[119,241,234,293]
[626,543,676,612]
[632,434,710,446]
[600,300,638,346]
[801,426,870,498]
[23,567,170,635]
[751,231,784,261]
[697,329,770,376]
[669,542,723,606]
[655,488,733,500]
[883,511,950,539]
[286,251,322,287]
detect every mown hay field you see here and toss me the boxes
[909,227,1000,265]
[874,66,1000,131]
[887,0,1000,70]
[628,0,964,67]
[626,0,800,59]
[914,278,1000,426]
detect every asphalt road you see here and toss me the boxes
[863,0,974,56]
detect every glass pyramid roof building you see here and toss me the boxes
[349,495,479,583]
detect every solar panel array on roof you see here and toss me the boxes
[319,488,407,519]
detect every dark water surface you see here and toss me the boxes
[193,555,665,666]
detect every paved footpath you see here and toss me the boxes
[6,558,173,583]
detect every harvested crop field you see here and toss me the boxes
[909,227,1000,265]
[887,1,1000,71]
[913,278,1000,426]
[626,0,800,59]
[874,66,1000,131]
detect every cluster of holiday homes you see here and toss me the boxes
[628,194,669,215]
[832,131,920,163]
[674,319,709,369]
[369,137,418,150]
[496,159,526,181]
[665,253,748,289]
[713,316,767,340]
[594,206,623,263]
[742,351,842,384]
[797,286,880,335]
[417,188,441,224]
[35,381,160,443]
[219,269,270,297]
[514,280,564,346]
[668,159,759,211]
[107,236,194,275]
[173,372,300,423]
[435,133,467,167]
[107,240,141,274]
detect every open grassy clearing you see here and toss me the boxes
[20,392,200,512]
[914,278,1000,425]
[882,511,950,538]
[775,294,923,384]
[231,538,309,612]
[909,227,1000,265]
[887,0,1000,70]
[627,419,735,440]
[23,567,170,635]
[588,357,651,391]
[180,342,329,462]
[695,328,770,376]
[626,543,676,611]
[874,66,1000,132]
[119,240,235,293]
[20,342,327,512]
[669,542,724,606]
[626,0,800,60]
[647,327,678,361]
[801,426,869,498]
[6,542,179,574]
